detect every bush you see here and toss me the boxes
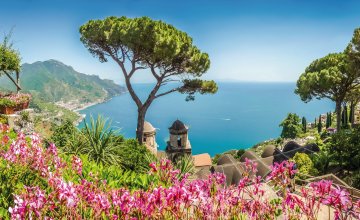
[118,139,152,173]
[279,113,302,139]
[51,115,153,173]
[311,151,331,175]
[352,171,360,189]
[51,119,77,148]
[326,127,360,171]
[292,152,318,177]
[0,98,16,107]
[212,154,221,164]
[235,149,245,159]
[20,111,30,122]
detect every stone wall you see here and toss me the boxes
[1,109,35,135]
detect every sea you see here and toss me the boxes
[79,82,334,157]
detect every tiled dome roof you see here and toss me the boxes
[261,145,279,158]
[143,121,156,133]
[169,120,188,134]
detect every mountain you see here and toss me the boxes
[0,59,125,104]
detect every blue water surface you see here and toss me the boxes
[79,82,334,156]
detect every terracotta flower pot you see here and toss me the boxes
[22,101,30,109]
[14,101,30,111]
[15,103,22,111]
[0,106,15,115]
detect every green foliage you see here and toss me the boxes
[79,16,217,96]
[180,79,218,101]
[80,16,210,74]
[341,105,349,128]
[212,154,221,164]
[0,115,7,124]
[351,171,360,189]
[0,160,48,218]
[294,52,360,131]
[0,98,15,107]
[317,115,322,133]
[346,28,360,80]
[292,152,318,177]
[62,154,155,191]
[80,16,217,142]
[20,111,30,122]
[326,112,330,128]
[296,28,360,131]
[301,117,307,133]
[0,132,158,217]
[279,113,302,139]
[80,115,123,166]
[311,150,331,175]
[51,119,78,148]
[295,53,348,103]
[0,32,21,76]
[117,139,152,173]
[235,149,246,159]
[52,115,153,173]
[326,127,360,171]
[174,155,195,179]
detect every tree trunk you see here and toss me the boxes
[16,71,20,93]
[4,71,21,91]
[336,101,342,131]
[350,101,355,127]
[136,108,146,144]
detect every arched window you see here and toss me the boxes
[177,136,182,147]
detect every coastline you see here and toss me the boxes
[54,95,120,126]
[75,98,116,125]
[73,98,111,112]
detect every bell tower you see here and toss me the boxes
[141,121,158,155]
[165,119,192,162]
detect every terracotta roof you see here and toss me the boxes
[193,153,212,167]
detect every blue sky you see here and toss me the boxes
[1,0,360,83]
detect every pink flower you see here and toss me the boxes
[149,162,157,172]
[71,155,82,175]
[58,181,78,208]
[2,128,360,219]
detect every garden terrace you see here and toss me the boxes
[0,125,359,219]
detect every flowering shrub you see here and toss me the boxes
[4,93,31,105]
[0,124,359,219]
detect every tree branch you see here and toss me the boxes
[108,53,143,109]
[154,87,181,99]
[150,65,160,81]
[3,70,21,90]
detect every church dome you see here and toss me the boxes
[143,121,156,133]
[169,119,188,134]
[261,145,279,158]
[282,141,301,152]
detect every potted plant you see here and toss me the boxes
[0,98,16,114]
[6,93,31,111]
[17,93,31,110]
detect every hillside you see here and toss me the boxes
[0,59,125,104]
